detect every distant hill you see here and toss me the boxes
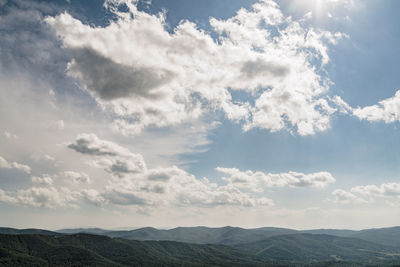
[102,226,298,245]
[57,228,110,235]
[0,227,61,236]
[235,233,400,265]
[350,226,400,247]
[301,229,356,237]
[6,225,400,249]
[0,233,269,266]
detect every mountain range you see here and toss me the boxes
[54,225,400,247]
[1,226,400,266]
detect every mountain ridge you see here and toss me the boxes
[2,225,400,247]
[1,232,400,266]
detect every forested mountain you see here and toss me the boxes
[52,226,400,247]
[2,226,400,266]
[0,233,269,266]
[0,228,61,236]
[103,226,298,245]
[236,233,400,265]
[350,226,400,247]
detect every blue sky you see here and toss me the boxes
[0,0,400,230]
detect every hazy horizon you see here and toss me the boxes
[4,224,400,232]
[1,0,400,230]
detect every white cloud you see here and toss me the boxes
[0,0,286,215]
[0,189,17,204]
[68,133,146,177]
[67,133,129,156]
[351,183,400,198]
[0,186,79,209]
[331,95,352,114]
[46,0,345,136]
[81,189,106,206]
[66,134,277,208]
[30,153,56,163]
[60,133,337,210]
[0,155,31,174]
[216,167,336,190]
[31,175,54,186]
[327,89,400,126]
[59,171,90,184]
[331,182,400,204]
[16,186,79,208]
[353,90,400,123]
[331,189,367,204]
[30,171,90,186]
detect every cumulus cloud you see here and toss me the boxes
[16,186,79,208]
[331,182,400,204]
[0,186,79,209]
[30,153,56,163]
[68,48,175,101]
[351,183,400,198]
[30,171,90,185]
[31,175,54,186]
[67,133,122,156]
[90,164,274,208]
[63,134,336,210]
[216,167,336,190]
[1,132,336,210]
[353,90,400,123]
[46,0,345,136]
[66,134,276,208]
[324,89,400,126]
[68,133,146,176]
[0,189,17,204]
[59,171,90,184]
[0,155,31,174]
[81,189,106,206]
[331,189,367,204]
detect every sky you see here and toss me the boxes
[0,0,400,230]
